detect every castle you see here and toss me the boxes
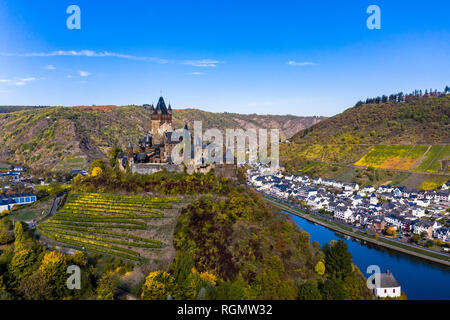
[118,97,237,178]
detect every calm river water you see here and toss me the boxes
[284,211,450,300]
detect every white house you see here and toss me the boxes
[411,206,426,218]
[434,228,450,242]
[416,198,430,207]
[373,271,401,298]
[334,205,353,221]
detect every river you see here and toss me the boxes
[284,211,450,300]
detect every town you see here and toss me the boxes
[248,164,450,251]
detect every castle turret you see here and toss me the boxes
[151,96,173,144]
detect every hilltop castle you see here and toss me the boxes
[118,97,236,178]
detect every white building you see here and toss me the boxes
[373,271,401,298]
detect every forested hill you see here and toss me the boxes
[0,105,324,172]
[292,94,450,145]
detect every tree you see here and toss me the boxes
[320,278,349,300]
[91,167,103,177]
[314,260,326,275]
[386,227,396,237]
[298,280,322,300]
[16,271,54,300]
[216,273,250,300]
[141,270,178,300]
[0,218,13,245]
[8,249,36,285]
[96,272,119,300]
[90,160,105,174]
[425,240,434,248]
[39,251,68,297]
[71,251,87,266]
[14,222,25,252]
[325,240,353,279]
[109,147,123,168]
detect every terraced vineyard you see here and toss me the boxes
[37,192,180,261]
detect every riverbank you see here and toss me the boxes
[264,196,450,267]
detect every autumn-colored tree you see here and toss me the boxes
[314,260,326,276]
[0,218,13,245]
[141,270,178,300]
[71,251,87,266]
[39,251,68,297]
[14,222,25,252]
[386,227,396,237]
[91,167,103,177]
[96,272,119,300]
[184,268,217,299]
[90,160,106,173]
[16,271,54,300]
[8,249,36,285]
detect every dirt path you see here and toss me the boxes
[411,145,432,170]
[421,145,445,173]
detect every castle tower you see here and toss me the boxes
[151,97,173,144]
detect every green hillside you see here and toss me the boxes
[282,94,450,189]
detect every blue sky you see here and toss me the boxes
[0,0,449,116]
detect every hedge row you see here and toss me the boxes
[37,227,140,261]
[69,192,179,204]
[39,224,161,244]
[51,215,146,227]
[40,226,162,249]
[56,211,163,219]
[42,220,146,230]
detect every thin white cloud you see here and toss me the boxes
[287,61,317,66]
[78,71,90,77]
[0,50,169,64]
[182,59,221,67]
[190,72,205,75]
[0,77,37,86]
[43,64,56,70]
[0,50,223,69]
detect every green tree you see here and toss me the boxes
[325,240,353,279]
[109,147,122,168]
[298,280,322,300]
[320,278,349,300]
[216,273,250,300]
